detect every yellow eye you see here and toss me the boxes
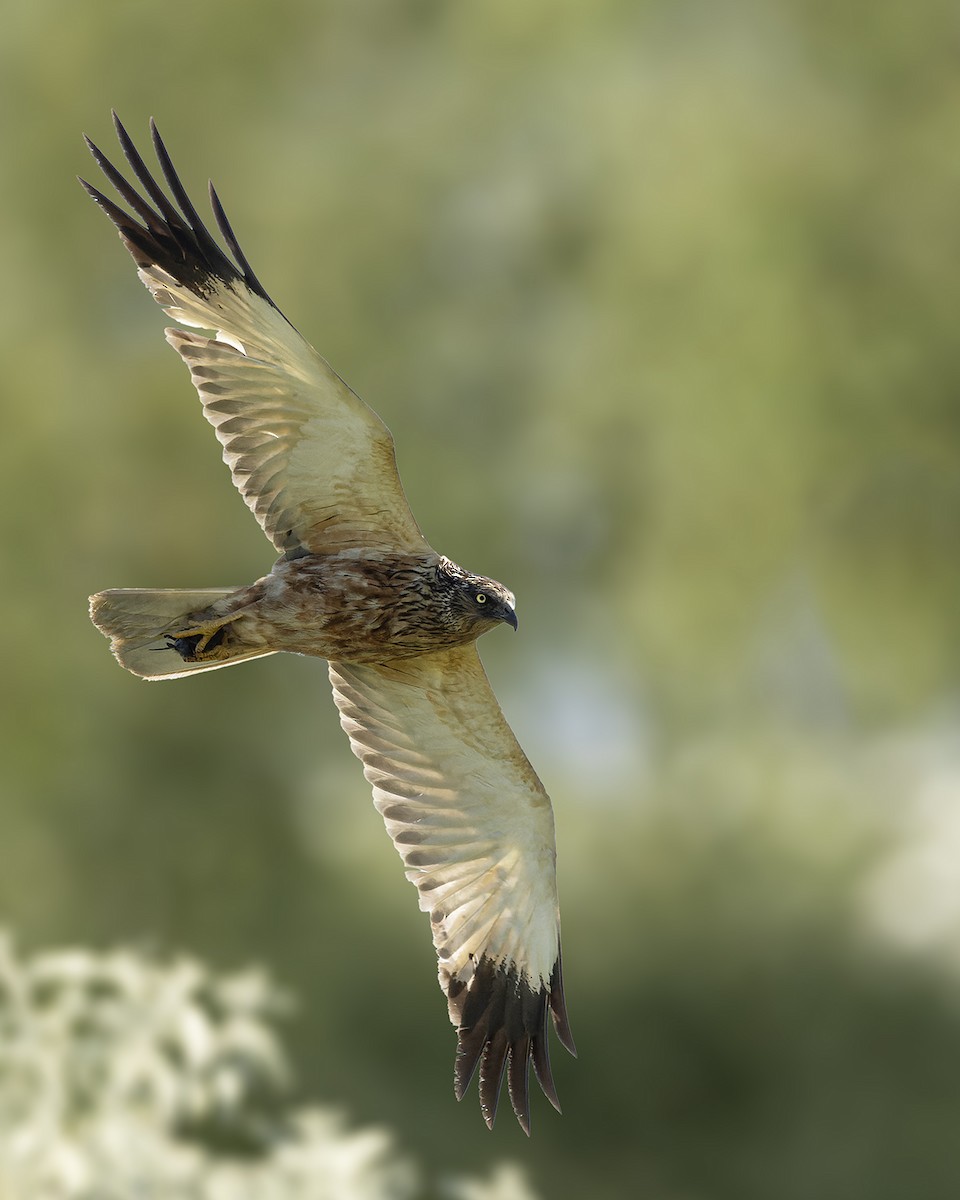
[475,592,488,604]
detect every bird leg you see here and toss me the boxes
[165,612,244,661]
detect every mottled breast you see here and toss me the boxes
[260,550,486,663]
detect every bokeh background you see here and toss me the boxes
[3,1,960,1197]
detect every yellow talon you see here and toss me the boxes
[166,612,244,659]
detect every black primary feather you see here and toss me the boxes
[79,111,281,314]
[452,955,575,1135]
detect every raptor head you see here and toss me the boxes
[437,557,518,635]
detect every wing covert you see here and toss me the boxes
[327,645,575,1133]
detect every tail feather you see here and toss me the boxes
[89,588,276,680]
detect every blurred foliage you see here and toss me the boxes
[0,934,537,1200]
[3,1,960,1198]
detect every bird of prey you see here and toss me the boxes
[82,115,575,1134]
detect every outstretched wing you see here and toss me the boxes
[80,114,428,558]
[328,644,575,1134]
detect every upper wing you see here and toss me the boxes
[328,644,575,1134]
[80,114,428,558]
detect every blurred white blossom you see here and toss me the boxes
[443,1163,540,1200]
[859,716,960,964]
[0,934,537,1200]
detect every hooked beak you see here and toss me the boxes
[502,604,518,631]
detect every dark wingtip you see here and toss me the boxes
[478,1029,509,1129]
[549,952,577,1058]
[531,1029,562,1114]
[81,133,112,179]
[208,180,273,301]
[448,953,573,1133]
[507,1037,533,1135]
[80,112,284,315]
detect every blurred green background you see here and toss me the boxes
[3,0,960,1196]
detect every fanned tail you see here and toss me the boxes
[89,588,276,680]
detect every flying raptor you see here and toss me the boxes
[82,115,575,1133]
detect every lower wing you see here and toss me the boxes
[327,644,575,1134]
